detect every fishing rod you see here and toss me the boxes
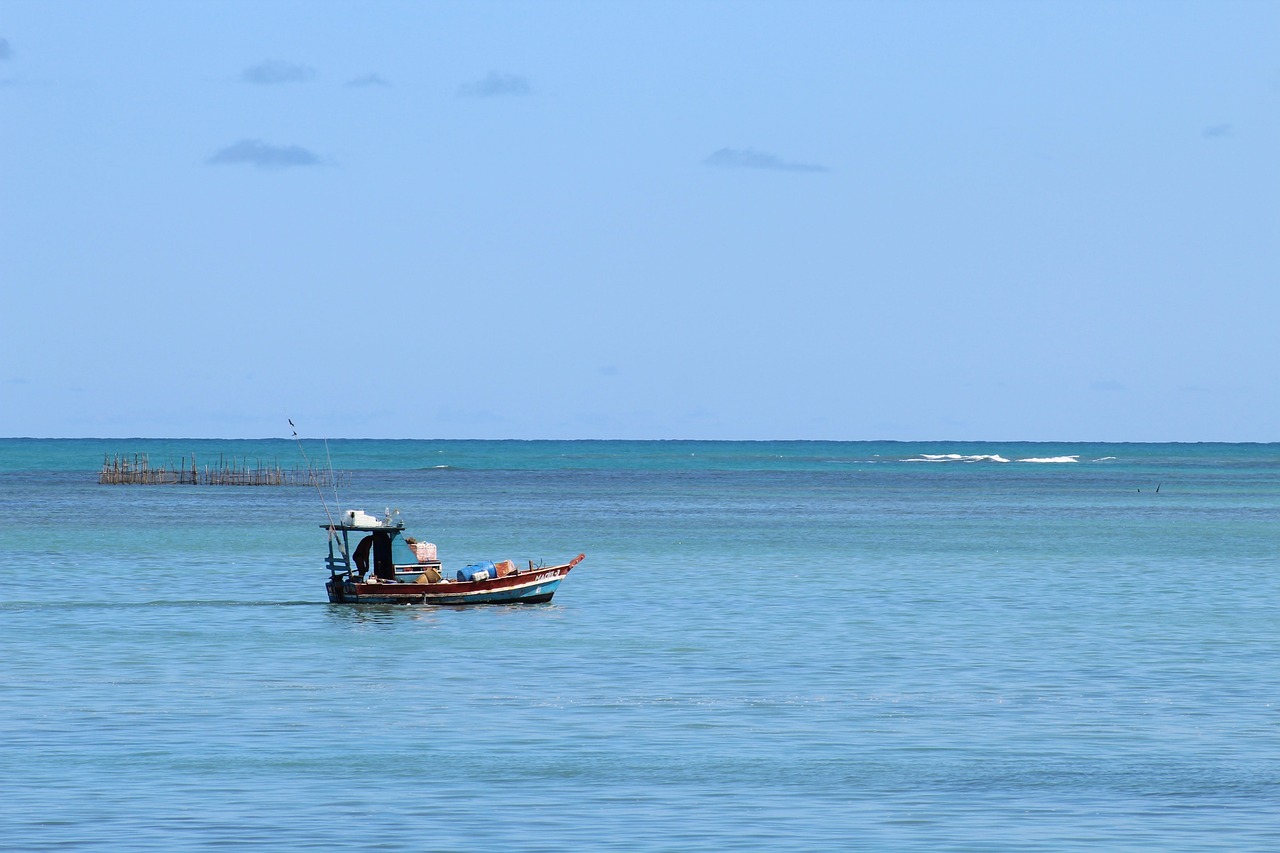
[290,419,341,537]
[323,436,341,519]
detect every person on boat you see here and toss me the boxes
[370,531,395,581]
[353,534,374,577]
[353,532,395,581]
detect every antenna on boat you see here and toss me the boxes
[290,419,339,532]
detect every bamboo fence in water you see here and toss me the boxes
[99,453,347,487]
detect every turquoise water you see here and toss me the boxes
[1,440,1278,850]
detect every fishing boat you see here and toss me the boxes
[322,508,584,605]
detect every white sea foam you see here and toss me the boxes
[904,454,1011,463]
[1016,456,1080,464]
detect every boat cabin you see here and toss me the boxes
[323,509,443,584]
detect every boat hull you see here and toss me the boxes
[326,560,577,605]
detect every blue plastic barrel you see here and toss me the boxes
[456,561,496,582]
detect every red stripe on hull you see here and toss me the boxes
[328,560,578,605]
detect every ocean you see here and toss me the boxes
[1,439,1277,851]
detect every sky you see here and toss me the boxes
[1,0,1277,441]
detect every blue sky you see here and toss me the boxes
[2,1,1277,440]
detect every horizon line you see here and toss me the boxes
[2,436,1276,445]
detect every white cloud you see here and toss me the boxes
[206,139,321,169]
[345,73,391,88]
[243,60,315,85]
[703,147,828,173]
[458,72,531,98]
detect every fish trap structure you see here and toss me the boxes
[99,453,348,487]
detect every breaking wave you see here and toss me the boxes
[902,453,1084,465]
[904,454,1011,463]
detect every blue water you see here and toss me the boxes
[2,440,1278,850]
